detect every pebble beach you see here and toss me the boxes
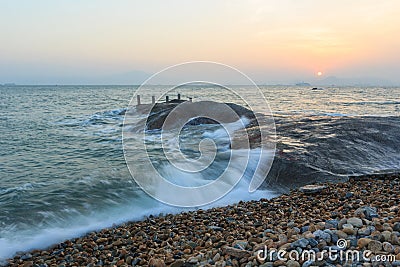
[6,174,400,267]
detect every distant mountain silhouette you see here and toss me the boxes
[313,76,394,86]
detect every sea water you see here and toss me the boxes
[0,85,399,260]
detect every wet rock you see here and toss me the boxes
[299,185,327,194]
[21,254,33,260]
[208,226,224,232]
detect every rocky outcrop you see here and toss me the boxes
[142,101,257,131]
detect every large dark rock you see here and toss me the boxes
[133,100,264,149]
[143,101,256,131]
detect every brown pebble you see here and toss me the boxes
[222,246,250,258]
[22,261,33,267]
[148,257,166,267]
[357,238,371,249]
[273,259,286,266]
[96,237,108,243]
[170,259,185,267]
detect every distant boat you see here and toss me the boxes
[312,87,324,90]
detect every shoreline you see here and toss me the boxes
[5,173,400,267]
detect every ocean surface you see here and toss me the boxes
[0,85,399,261]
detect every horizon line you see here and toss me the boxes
[1,83,400,87]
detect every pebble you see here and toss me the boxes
[313,230,331,242]
[20,254,33,261]
[222,246,251,258]
[345,192,354,198]
[338,218,347,229]
[299,184,327,194]
[358,227,372,236]
[347,217,364,228]
[382,230,392,242]
[383,242,394,253]
[358,238,372,248]
[354,206,379,220]
[233,240,248,249]
[286,260,301,267]
[302,260,315,267]
[170,259,184,267]
[187,257,198,264]
[368,240,383,253]
[394,222,400,232]
[213,252,221,262]
[291,238,309,248]
[342,224,357,235]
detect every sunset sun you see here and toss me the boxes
[317,71,323,76]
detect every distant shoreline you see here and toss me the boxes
[1,84,400,87]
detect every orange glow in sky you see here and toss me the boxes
[1,0,400,84]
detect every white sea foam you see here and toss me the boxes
[0,121,276,261]
[0,180,277,262]
[202,116,250,141]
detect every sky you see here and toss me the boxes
[1,0,400,85]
